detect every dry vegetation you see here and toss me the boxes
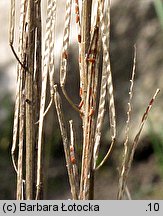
[9,0,160,200]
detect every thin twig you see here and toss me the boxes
[16,3,28,198]
[36,0,53,199]
[9,0,15,45]
[61,86,81,113]
[48,0,56,96]
[94,0,116,170]
[11,75,20,174]
[69,120,80,199]
[17,88,25,200]
[80,0,104,200]
[60,0,79,112]
[35,0,42,117]
[10,45,27,70]
[95,138,115,170]
[53,85,78,200]
[25,0,36,200]
[117,89,160,199]
[125,186,132,200]
[117,46,136,198]
[11,0,28,175]
[41,0,57,118]
[60,0,72,86]
[9,0,27,70]
[80,0,92,113]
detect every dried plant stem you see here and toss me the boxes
[54,85,78,200]
[34,0,43,200]
[10,0,160,201]
[81,29,100,199]
[17,72,25,200]
[34,3,42,198]
[25,0,36,200]
[94,0,116,170]
[124,47,136,156]
[35,0,42,117]
[9,0,26,69]
[95,139,115,171]
[74,0,82,90]
[117,47,136,199]
[17,85,25,200]
[48,0,56,95]
[60,0,72,88]
[11,76,20,174]
[10,45,26,69]
[42,0,57,117]
[11,0,27,174]
[36,0,56,200]
[11,0,28,199]
[117,88,160,200]
[94,2,108,169]
[9,0,15,45]
[80,0,92,112]
[17,24,28,200]
[80,0,107,200]
[125,186,132,200]
[101,0,116,167]
[60,0,79,112]
[80,72,94,199]
[36,0,52,199]
[69,120,80,198]
[62,86,80,113]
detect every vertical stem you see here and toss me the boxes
[81,0,92,52]
[54,85,78,200]
[9,0,15,45]
[117,89,160,199]
[36,0,52,199]
[17,33,27,199]
[80,0,92,109]
[16,0,28,200]
[35,0,42,116]
[35,0,43,200]
[80,0,96,200]
[17,85,25,200]
[69,120,80,198]
[26,0,36,200]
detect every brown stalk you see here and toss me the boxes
[80,0,105,200]
[25,0,36,200]
[94,0,116,171]
[117,47,136,200]
[54,85,78,200]
[17,82,25,200]
[117,89,160,199]
[35,0,42,117]
[16,28,28,199]
[10,0,26,175]
[69,120,80,199]
[81,29,100,199]
[9,0,27,70]
[80,0,92,112]
[34,0,43,200]
[10,0,28,199]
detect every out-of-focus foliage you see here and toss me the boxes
[0,94,13,151]
[154,0,163,29]
[149,124,163,178]
[0,94,16,199]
